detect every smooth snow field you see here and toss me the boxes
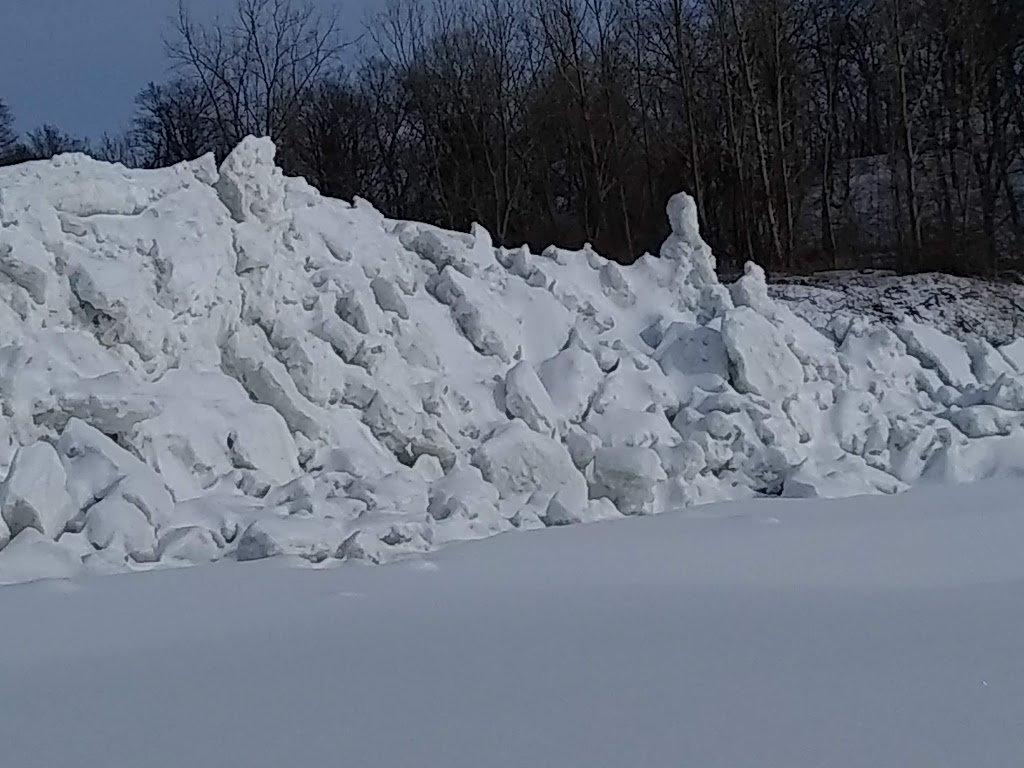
[3,481,1024,768]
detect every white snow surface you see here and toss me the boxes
[2,480,1024,767]
[0,138,1023,583]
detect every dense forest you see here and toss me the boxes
[2,0,1023,275]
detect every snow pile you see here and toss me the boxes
[0,138,1023,584]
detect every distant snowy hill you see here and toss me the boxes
[0,138,1022,584]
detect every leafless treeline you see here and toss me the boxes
[4,0,1024,273]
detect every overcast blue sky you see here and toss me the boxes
[0,0,375,140]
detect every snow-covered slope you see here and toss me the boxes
[0,138,1023,584]
[3,481,1024,768]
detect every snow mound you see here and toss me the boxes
[0,140,1022,584]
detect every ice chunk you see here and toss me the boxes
[832,391,890,457]
[404,227,480,277]
[0,231,53,303]
[564,427,601,470]
[655,440,707,481]
[370,276,410,319]
[721,307,804,400]
[314,418,399,480]
[235,516,348,563]
[921,432,1024,484]
[967,338,1018,386]
[57,373,162,435]
[472,421,587,512]
[661,192,716,288]
[215,137,288,223]
[0,442,74,540]
[57,419,175,530]
[430,266,520,362]
[156,526,223,562]
[599,262,636,306]
[538,346,604,423]
[782,455,906,499]
[336,286,386,335]
[948,406,1024,438]
[349,471,429,516]
[1000,339,1024,373]
[134,371,301,498]
[504,361,560,436]
[590,447,667,516]
[83,494,157,560]
[0,528,82,585]
[896,320,976,390]
[428,465,500,522]
[590,360,679,416]
[223,327,325,439]
[413,454,444,483]
[730,262,774,315]
[655,322,729,401]
[583,408,679,450]
[542,491,583,527]
[980,374,1024,412]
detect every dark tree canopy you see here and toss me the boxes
[0,99,19,162]
[6,0,1024,275]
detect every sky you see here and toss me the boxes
[0,0,376,141]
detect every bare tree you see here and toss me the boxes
[290,73,377,200]
[168,0,347,158]
[888,0,924,262]
[131,80,216,167]
[0,99,17,160]
[93,133,146,167]
[107,0,1020,273]
[22,125,88,159]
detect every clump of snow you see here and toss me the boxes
[503,361,560,436]
[473,420,587,515]
[0,528,83,585]
[721,307,804,400]
[155,526,223,563]
[591,447,667,515]
[0,442,74,540]
[0,141,1021,584]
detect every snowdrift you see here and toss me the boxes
[0,137,1022,584]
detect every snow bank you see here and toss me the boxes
[0,138,1022,583]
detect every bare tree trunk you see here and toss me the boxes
[668,0,707,224]
[892,0,923,265]
[715,2,756,265]
[725,0,785,271]
[769,2,795,262]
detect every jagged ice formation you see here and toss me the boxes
[0,138,1022,583]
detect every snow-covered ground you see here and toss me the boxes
[773,270,1024,346]
[3,480,1024,768]
[0,138,1023,584]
